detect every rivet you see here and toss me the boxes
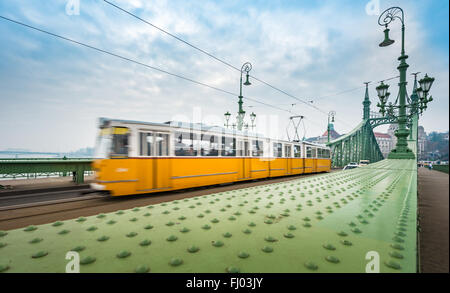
[264,236,278,243]
[0,264,9,272]
[80,256,96,265]
[261,246,273,253]
[226,266,240,273]
[117,250,131,258]
[212,240,224,247]
[166,235,178,242]
[325,256,340,263]
[24,226,37,232]
[223,232,232,238]
[71,245,85,252]
[187,245,200,253]
[304,262,318,270]
[58,229,70,235]
[135,265,149,273]
[97,235,109,242]
[238,251,249,259]
[140,239,152,246]
[323,243,336,251]
[32,251,48,258]
[180,227,190,233]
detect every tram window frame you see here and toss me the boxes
[200,133,219,156]
[221,136,236,157]
[139,132,154,156]
[284,144,292,158]
[252,140,264,157]
[306,146,313,158]
[155,133,169,156]
[294,145,301,158]
[110,127,129,158]
[174,131,198,156]
[273,142,282,158]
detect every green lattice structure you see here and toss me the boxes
[328,82,420,168]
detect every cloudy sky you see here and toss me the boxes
[0,0,448,152]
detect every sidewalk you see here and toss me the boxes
[418,167,449,273]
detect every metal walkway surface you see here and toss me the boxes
[0,159,417,273]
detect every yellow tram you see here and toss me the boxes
[91,118,331,196]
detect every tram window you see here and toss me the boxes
[175,132,197,156]
[294,145,301,157]
[317,148,322,158]
[284,145,292,158]
[155,133,169,156]
[252,140,264,157]
[111,127,129,157]
[139,132,153,156]
[312,148,317,158]
[273,143,282,158]
[306,146,312,158]
[200,133,219,156]
[221,136,236,156]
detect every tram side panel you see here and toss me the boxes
[170,157,240,190]
[291,158,304,175]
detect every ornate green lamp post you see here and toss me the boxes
[327,111,336,143]
[224,62,252,131]
[249,112,256,131]
[376,7,434,159]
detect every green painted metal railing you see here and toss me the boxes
[327,119,384,168]
[0,158,93,184]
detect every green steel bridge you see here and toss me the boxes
[0,77,425,273]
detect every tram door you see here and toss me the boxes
[137,132,170,192]
[285,144,292,174]
[237,139,251,179]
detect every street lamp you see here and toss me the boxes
[327,111,336,143]
[224,62,253,131]
[376,6,433,159]
[224,111,231,128]
[250,112,256,131]
[417,74,434,114]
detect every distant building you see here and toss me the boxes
[306,123,341,144]
[418,126,427,159]
[387,124,398,149]
[374,132,393,158]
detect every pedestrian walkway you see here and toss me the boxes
[418,167,449,273]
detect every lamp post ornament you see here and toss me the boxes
[224,62,253,131]
[376,7,434,159]
[327,111,336,143]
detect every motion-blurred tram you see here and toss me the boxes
[91,118,331,196]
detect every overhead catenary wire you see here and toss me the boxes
[0,15,303,119]
[102,0,401,129]
[101,0,352,126]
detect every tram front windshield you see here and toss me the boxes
[94,127,129,158]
